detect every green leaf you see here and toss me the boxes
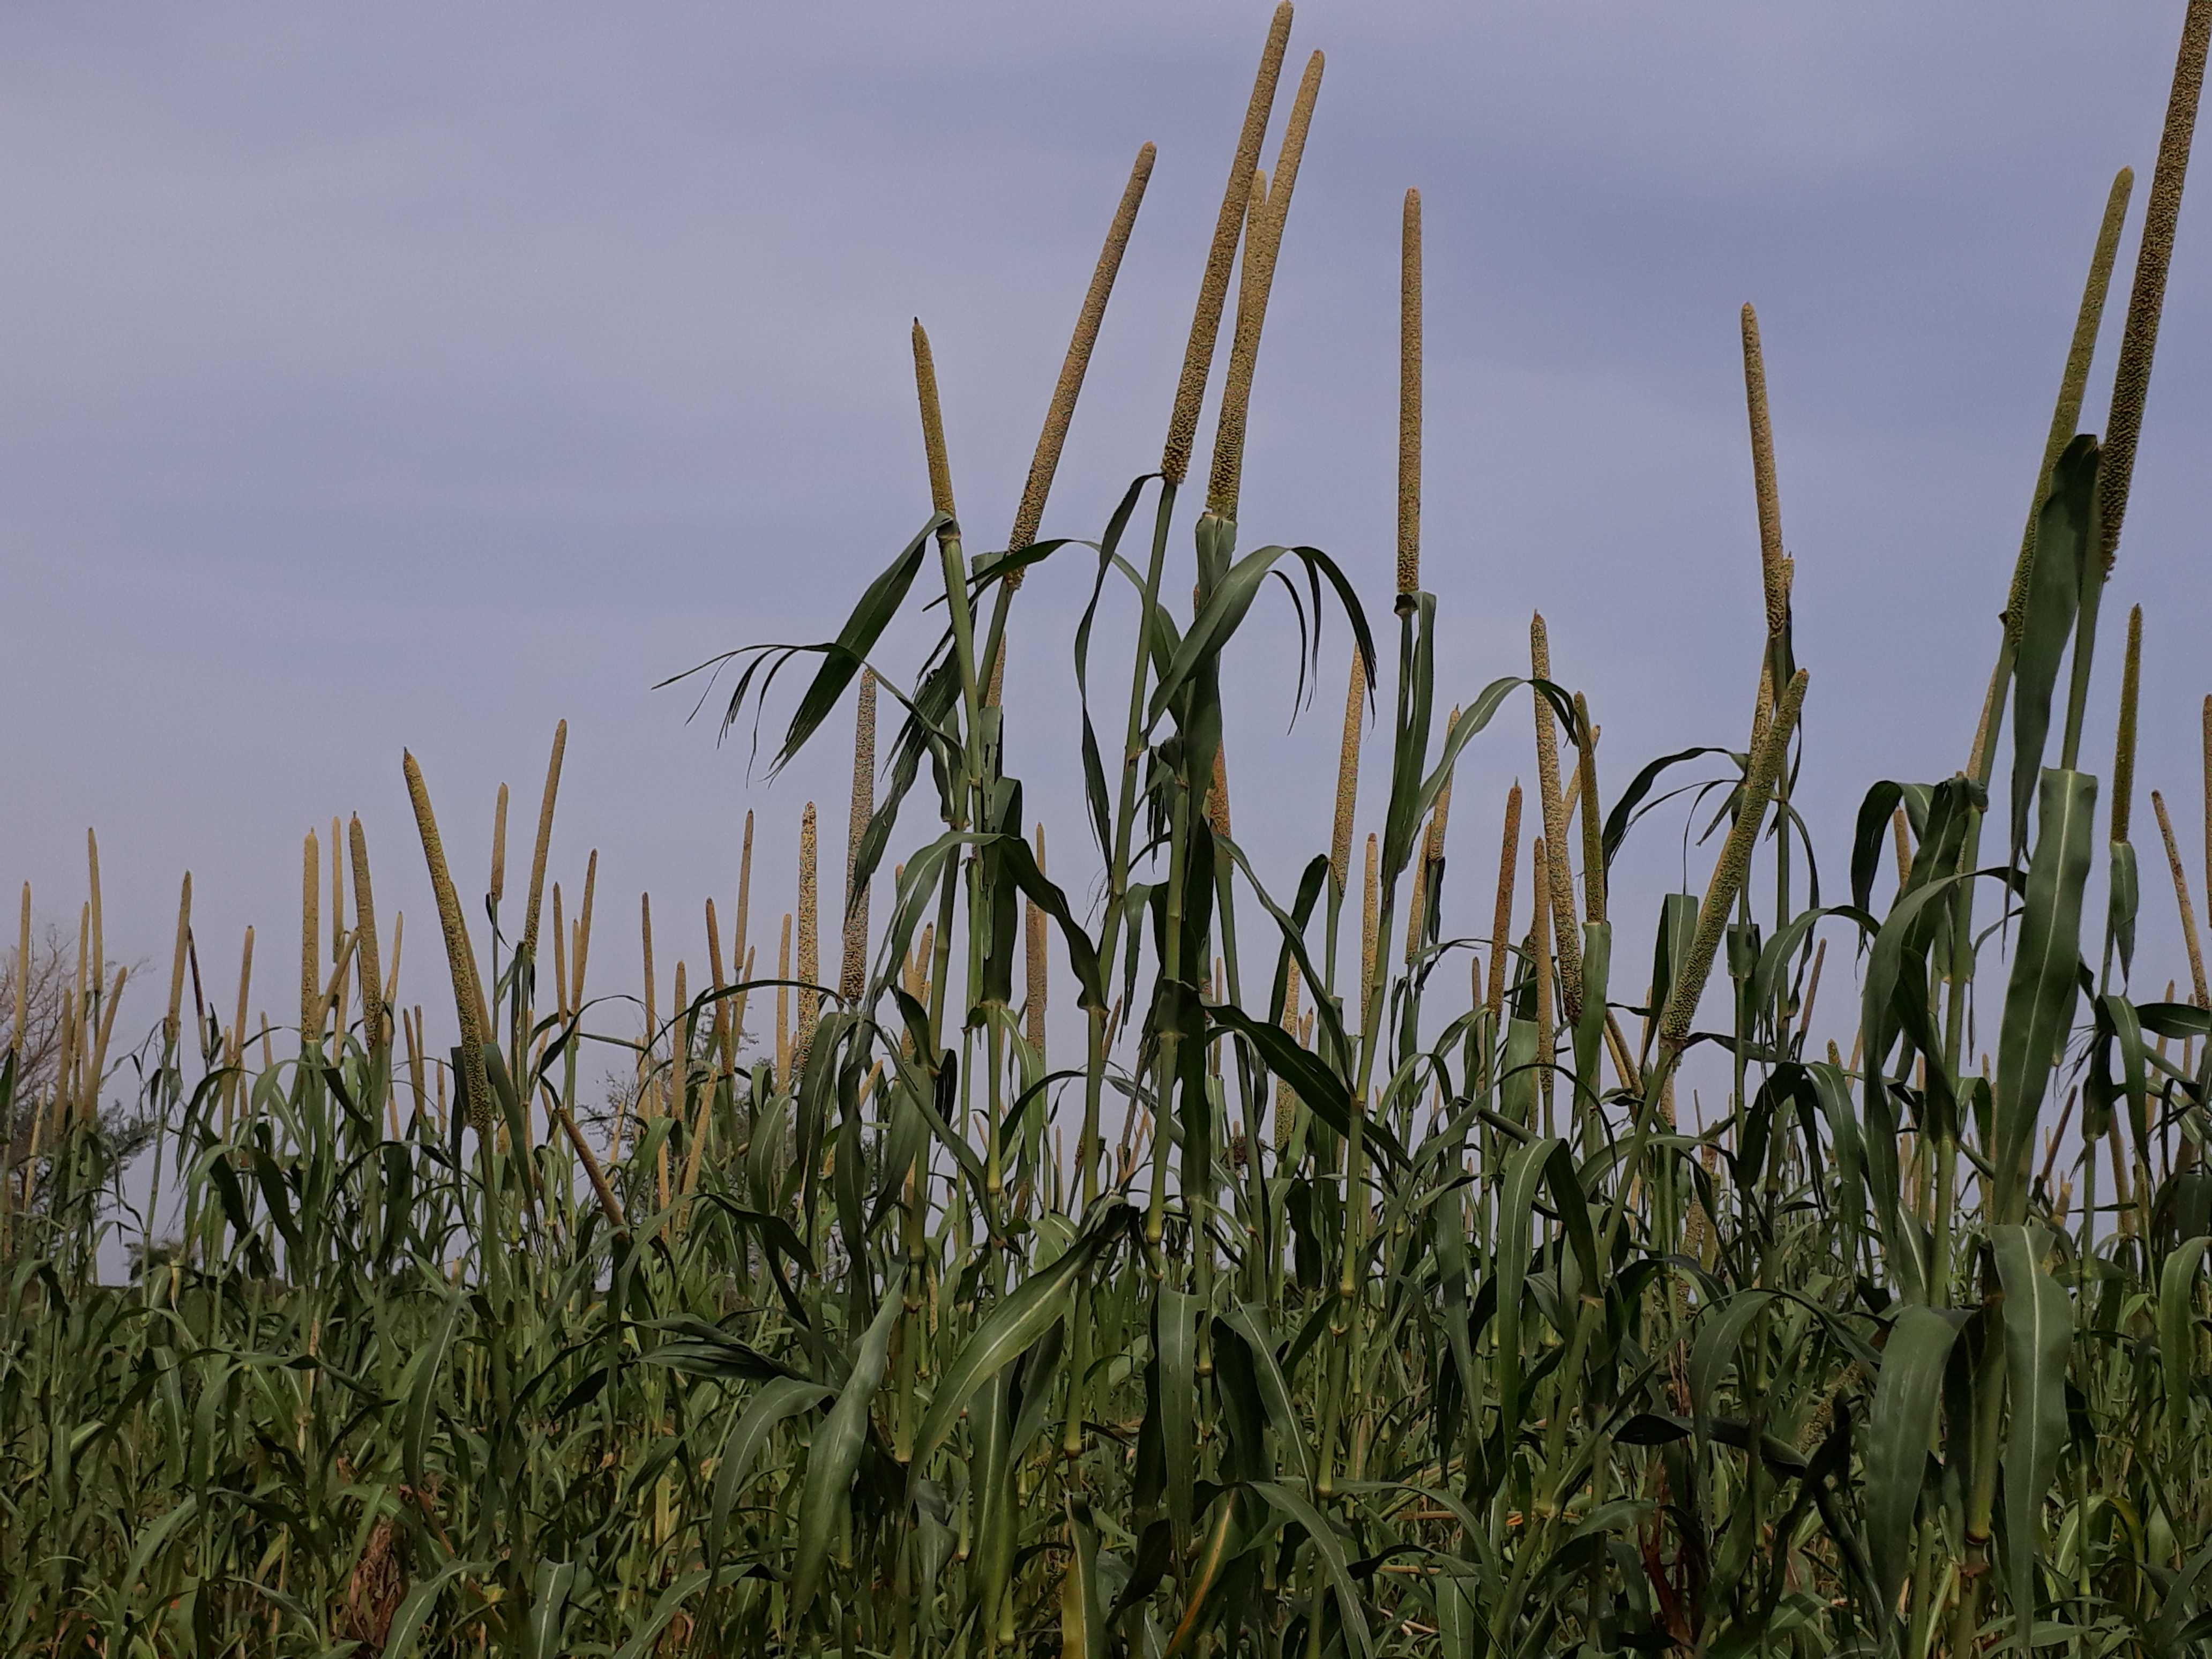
[402,1286,466,1499]
[1994,1224,2073,1647]
[1252,1479,1374,1658]
[381,1557,485,1659]
[1867,1304,1965,1620]
[2008,437,2097,853]
[910,1206,1127,1478]
[1061,1497,1108,1659]
[1993,768,2097,1217]
[789,1266,907,1618]
[707,1377,833,1591]
[2158,1235,2210,1410]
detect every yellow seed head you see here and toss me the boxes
[402,751,492,1132]
[1398,186,1422,599]
[1332,651,1365,888]
[1208,48,1326,520]
[349,816,384,1048]
[2099,6,2209,576]
[1163,2,1295,486]
[301,829,322,1039]
[1529,615,1582,1020]
[1740,303,1790,639]
[911,320,958,522]
[1486,782,1523,1018]
[1007,141,1156,576]
[797,804,820,1068]
[842,674,877,1006]
[489,783,509,907]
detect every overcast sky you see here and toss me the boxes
[4,4,2208,1082]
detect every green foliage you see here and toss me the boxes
[5,13,2212,1657]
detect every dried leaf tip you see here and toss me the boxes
[1162,2,1295,486]
[521,720,567,966]
[1398,187,1422,600]
[2112,604,2142,845]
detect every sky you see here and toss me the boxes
[3,4,2209,1110]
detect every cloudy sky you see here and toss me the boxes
[4,4,2208,1080]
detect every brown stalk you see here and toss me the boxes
[1162,2,1295,487]
[2151,791,2210,1008]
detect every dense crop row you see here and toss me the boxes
[6,5,2212,1654]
